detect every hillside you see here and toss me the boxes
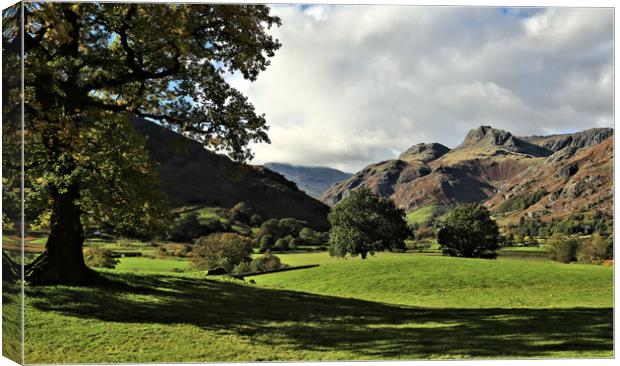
[131,118,330,230]
[264,162,352,198]
[485,135,613,221]
[322,126,613,217]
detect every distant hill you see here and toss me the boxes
[264,162,352,198]
[131,118,330,230]
[321,125,613,220]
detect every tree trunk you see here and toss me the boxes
[25,182,93,285]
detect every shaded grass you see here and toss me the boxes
[16,270,613,363]
[7,252,614,363]
[2,280,22,363]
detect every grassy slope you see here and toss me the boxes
[405,205,438,225]
[115,257,193,273]
[12,253,613,363]
[257,253,612,309]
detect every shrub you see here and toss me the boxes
[548,235,579,263]
[577,234,612,264]
[192,233,253,273]
[437,203,500,259]
[232,261,252,275]
[83,247,119,269]
[250,253,282,273]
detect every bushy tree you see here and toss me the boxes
[3,3,281,284]
[548,234,579,263]
[167,213,203,242]
[274,238,289,252]
[227,202,255,225]
[328,187,409,259]
[192,233,253,273]
[576,234,612,264]
[259,234,273,253]
[437,204,500,258]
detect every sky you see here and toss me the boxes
[228,5,614,173]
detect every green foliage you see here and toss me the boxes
[577,234,613,264]
[437,203,500,259]
[256,217,309,246]
[83,247,119,269]
[3,2,281,279]
[496,190,547,213]
[328,187,409,259]
[259,234,273,253]
[250,252,283,273]
[274,238,289,252]
[167,213,230,242]
[227,202,257,226]
[192,233,253,273]
[548,235,579,263]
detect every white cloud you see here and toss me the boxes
[228,6,613,172]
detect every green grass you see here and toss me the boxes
[501,246,549,252]
[255,252,612,309]
[195,206,226,222]
[406,205,441,225]
[114,257,194,273]
[6,253,613,363]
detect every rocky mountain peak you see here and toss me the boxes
[399,142,450,163]
[456,125,552,157]
[460,126,514,147]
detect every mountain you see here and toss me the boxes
[263,162,352,199]
[131,118,330,230]
[485,132,613,221]
[321,126,613,218]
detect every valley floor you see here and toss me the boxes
[3,252,614,363]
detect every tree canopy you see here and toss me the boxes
[2,3,281,284]
[328,187,409,259]
[437,203,500,259]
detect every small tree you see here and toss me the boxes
[437,204,500,258]
[192,233,253,273]
[328,187,409,259]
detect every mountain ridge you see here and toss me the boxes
[131,118,330,230]
[263,162,352,199]
[321,125,613,219]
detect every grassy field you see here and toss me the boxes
[6,251,613,363]
[114,257,194,273]
[256,252,612,308]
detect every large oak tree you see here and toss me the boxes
[2,2,280,284]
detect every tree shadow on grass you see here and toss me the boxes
[26,272,613,360]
